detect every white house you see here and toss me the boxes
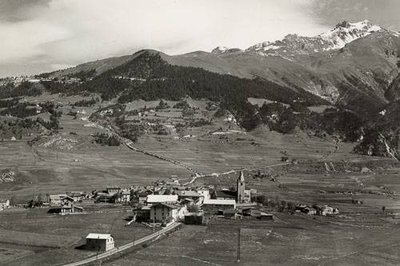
[86,233,115,252]
[146,194,178,204]
[150,203,179,223]
[119,190,131,203]
[0,199,10,210]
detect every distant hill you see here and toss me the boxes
[16,20,400,158]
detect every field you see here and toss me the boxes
[0,205,152,266]
[1,95,400,265]
[109,213,400,266]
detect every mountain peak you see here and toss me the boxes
[245,20,386,56]
[321,20,383,49]
[211,46,242,55]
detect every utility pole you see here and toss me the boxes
[237,227,241,263]
[153,214,156,232]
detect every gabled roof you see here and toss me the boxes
[216,189,237,199]
[203,199,236,206]
[49,194,67,200]
[86,233,113,240]
[67,191,86,197]
[177,190,201,197]
[49,194,74,201]
[146,194,178,203]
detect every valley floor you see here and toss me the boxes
[1,96,400,265]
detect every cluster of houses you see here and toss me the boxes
[296,204,339,216]
[33,170,340,222]
[132,171,260,225]
[41,171,263,223]
[47,192,87,215]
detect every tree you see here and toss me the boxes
[9,195,16,206]
[187,204,200,213]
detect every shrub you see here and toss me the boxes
[173,100,190,109]
[155,100,170,110]
[73,98,98,107]
[93,132,120,146]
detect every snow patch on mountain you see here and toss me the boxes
[211,46,243,55]
[321,20,383,50]
[245,20,386,56]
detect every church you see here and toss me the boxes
[236,171,251,204]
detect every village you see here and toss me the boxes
[0,170,342,259]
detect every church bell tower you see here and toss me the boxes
[237,170,245,203]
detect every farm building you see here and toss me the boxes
[319,205,339,216]
[0,199,10,210]
[106,186,121,195]
[146,194,178,204]
[66,191,86,202]
[296,205,317,215]
[48,204,84,215]
[176,190,202,202]
[96,193,114,203]
[203,199,236,214]
[49,194,74,206]
[86,233,115,252]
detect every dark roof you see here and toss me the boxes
[216,189,237,199]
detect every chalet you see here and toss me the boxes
[66,191,86,202]
[86,233,115,252]
[49,194,74,206]
[96,193,113,203]
[296,205,317,215]
[0,199,10,210]
[146,194,178,204]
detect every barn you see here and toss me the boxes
[85,233,115,252]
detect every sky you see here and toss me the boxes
[0,0,399,77]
